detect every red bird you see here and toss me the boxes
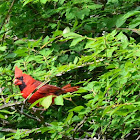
[14,66,79,105]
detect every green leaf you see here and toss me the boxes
[14,40,26,45]
[40,0,48,4]
[14,47,28,56]
[64,112,73,124]
[79,107,91,115]
[90,124,100,137]
[0,46,7,51]
[86,4,103,10]
[23,0,33,6]
[0,110,16,114]
[116,32,128,48]
[116,11,140,27]
[5,94,21,103]
[41,95,53,109]
[102,105,112,117]
[5,53,16,58]
[63,27,71,34]
[106,47,117,57]
[0,114,6,119]
[70,37,85,47]
[110,105,123,116]
[107,0,119,4]
[134,50,140,57]
[75,88,87,93]
[63,93,81,98]
[69,106,84,113]
[59,0,65,4]
[54,95,64,105]
[43,36,49,44]
[63,32,81,38]
[73,56,78,64]
[29,97,44,109]
[76,8,90,20]
[129,17,140,28]
[115,110,129,116]
[39,49,53,57]
[82,94,94,100]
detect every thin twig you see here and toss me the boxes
[0,101,23,110]
[136,135,140,140]
[40,35,62,49]
[116,28,140,34]
[17,108,41,122]
[10,106,51,126]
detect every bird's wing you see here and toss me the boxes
[37,84,65,96]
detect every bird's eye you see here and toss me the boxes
[16,76,23,80]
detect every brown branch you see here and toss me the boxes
[0,101,23,110]
[116,28,140,34]
[40,35,62,49]
[20,109,51,126]
[17,108,42,122]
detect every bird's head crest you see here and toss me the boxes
[15,66,23,78]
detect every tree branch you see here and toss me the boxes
[0,101,23,110]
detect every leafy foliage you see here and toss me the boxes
[0,0,140,139]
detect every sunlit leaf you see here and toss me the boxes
[70,37,85,47]
[63,32,81,38]
[41,95,53,109]
[29,98,44,109]
[0,110,16,114]
[0,114,6,119]
[0,46,7,51]
[69,106,84,113]
[40,0,48,4]
[63,27,71,34]
[54,95,64,105]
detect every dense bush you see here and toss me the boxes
[0,0,140,139]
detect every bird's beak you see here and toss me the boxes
[14,79,22,85]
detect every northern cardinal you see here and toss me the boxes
[14,66,79,105]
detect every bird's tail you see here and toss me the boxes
[62,84,79,93]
